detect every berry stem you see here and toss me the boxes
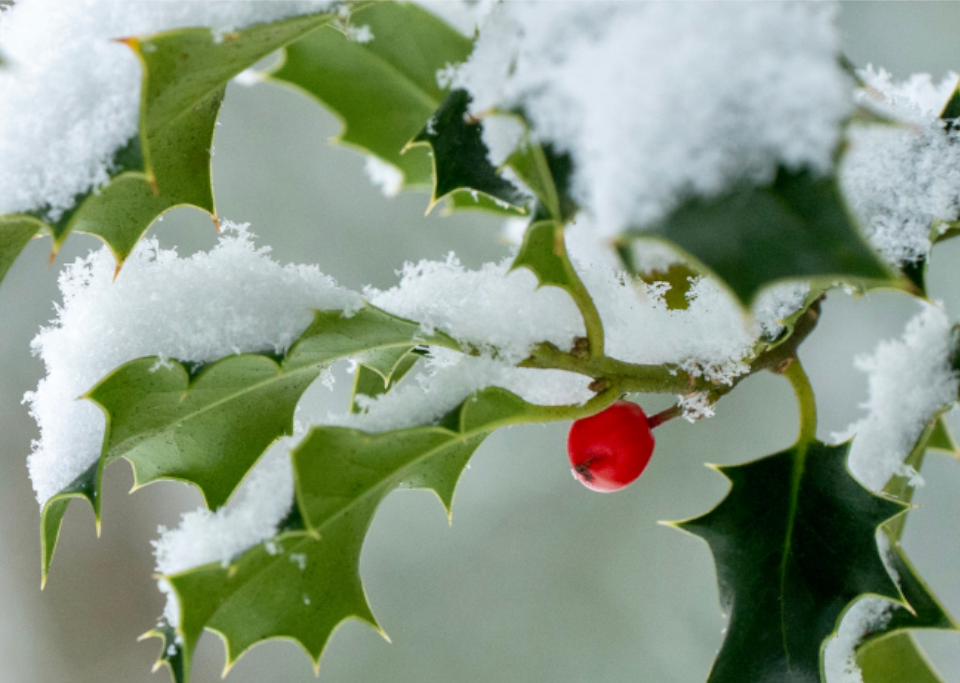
[647,405,681,429]
[782,358,817,445]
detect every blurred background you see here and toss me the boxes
[2,3,960,682]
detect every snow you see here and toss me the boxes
[335,348,593,434]
[823,596,895,683]
[841,68,960,267]
[153,447,296,626]
[25,222,359,506]
[416,0,495,38]
[367,253,584,364]
[454,2,850,236]
[0,0,332,220]
[833,302,959,491]
[364,156,404,198]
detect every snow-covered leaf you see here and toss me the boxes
[644,169,894,303]
[0,11,336,285]
[158,386,606,681]
[40,305,458,581]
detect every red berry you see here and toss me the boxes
[567,400,655,492]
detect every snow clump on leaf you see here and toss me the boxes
[453,2,850,236]
[25,222,359,506]
[0,0,332,219]
[841,67,960,267]
[833,301,959,491]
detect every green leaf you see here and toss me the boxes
[673,440,906,683]
[88,354,320,509]
[39,462,99,588]
[0,11,337,283]
[506,139,577,222]
[851,408,958,682]
[270,1,472,191]
[159,386,616,681]
[41,305,458,581]
[858,633,946,683]
[0,215,40,289]
[143,625,187,683]
[510,219,580,290]
[349,350,421,413]
[642,169,894,304]
[927,417,959,456]
[409,89,527,214]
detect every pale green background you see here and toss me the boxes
[1,3,959,682]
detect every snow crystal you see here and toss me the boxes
[336,348,593,434]
[752,282,812,342]
[367,253,585,364]
[154,448,296,626]
[841,126,960,266]
[857,66,959,124]
[25,222,359,505]
[833,302,959,491]
[583,271,755,385]
[479,114,525,167]
[0,0,332,219]
[823,596,895,683]
[677,393,716,423]
[416,0,495,38]
[842,69,960,267]
[454,3,850,236]
[364,156,404,198]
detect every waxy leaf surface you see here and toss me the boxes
[677,440,906,683]
[646,169,892,303]
[271,2,472,191]
[160,386,596,681]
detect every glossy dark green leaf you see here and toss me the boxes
[143,625,187,683]
[644,169,893,303]
[674,440,906,683]
[410,89,526,214]
[852,409,958,681]
[270,2,472,191]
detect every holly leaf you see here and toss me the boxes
[506,139,577,222]
[40,305,459,582]
[157,386,613,681]
[673,440,906,683]
[851,408,959,681]
[641,169,894,304]
[510,219,581,291]
[270,2,472,192]
[350,349,421,413]
[409,89,527,214]
[0,215,41,289]
[858,632,947,683]
[0,11,337,287]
